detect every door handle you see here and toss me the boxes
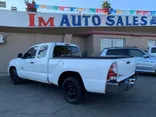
[58,61,64,67]
[127,61,130,64]
[30,62,34,64]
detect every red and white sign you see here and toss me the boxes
[0,9,154,28]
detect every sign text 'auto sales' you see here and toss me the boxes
[28,13,156,27]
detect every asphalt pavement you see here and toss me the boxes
[0,74,156,117]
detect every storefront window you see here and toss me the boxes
[101,38,124,51]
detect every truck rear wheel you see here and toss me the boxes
[62,76,84,104]
[10,68,22,85]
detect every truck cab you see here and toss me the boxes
[148,46,156,57]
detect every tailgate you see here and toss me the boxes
[116,57,136,82]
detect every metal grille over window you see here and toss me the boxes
[101,38,124,51]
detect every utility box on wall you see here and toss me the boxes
[0,35,4,44]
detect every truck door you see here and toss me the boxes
[33,45,49,83]
[19,46,38,80]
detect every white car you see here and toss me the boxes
[8,42,137,104]
[101,47,156,74]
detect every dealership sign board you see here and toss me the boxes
[0,10,156,27]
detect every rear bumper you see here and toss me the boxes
[106,74,137,94]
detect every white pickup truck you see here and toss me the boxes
[8,42,137,104]
[147,46,156,57]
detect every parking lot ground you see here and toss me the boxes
[0,74,156,117]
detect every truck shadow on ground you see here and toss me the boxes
[137,72,156,77]
[17,76,152,106]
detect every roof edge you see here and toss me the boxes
[74,31,156,37]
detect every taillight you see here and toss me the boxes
[107,62,118,81]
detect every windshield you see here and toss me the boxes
[151,48,156,53]
[142,50,152,57]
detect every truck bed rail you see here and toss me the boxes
[52,55,133,59]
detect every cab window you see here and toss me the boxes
[106,49,129,56]
[23,46,38,59]
[37,45,48,58]
[129,49,145,57]
[53,46,80,57]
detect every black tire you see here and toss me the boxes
[62,76,84,104]
[10,68,22,85]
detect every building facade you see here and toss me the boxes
[0,10,156,73]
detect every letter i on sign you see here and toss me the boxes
[28,14,36,27]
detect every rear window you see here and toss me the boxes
[106,49,129,56]
[151,48,156,53]
[53,45,81,57]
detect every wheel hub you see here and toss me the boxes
[65,83,77,99]
[11,70,16,80]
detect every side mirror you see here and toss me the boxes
[18,53,23,58]
[143,55,149,58]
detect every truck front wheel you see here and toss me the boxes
[10,68,22,85]
[62,76,84,104]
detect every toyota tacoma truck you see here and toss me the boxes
[8,42,137,104]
